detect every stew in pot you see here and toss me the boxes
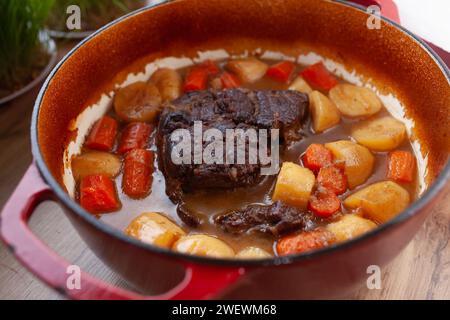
[71,56,418,259]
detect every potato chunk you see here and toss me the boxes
[173,235,235,258]
[344,181,410,223]
[125,212,186,248]
[72,151,121,181]
[351,116,407,151]
[236,247,272,259]
[226,58,268,83]
[272,162,315,209]
[329,84,382,118]
[309,90,341,132]
[288,76,313,94]
[325,141,375,189]
[149,68,182,102]
[326,214,377,242]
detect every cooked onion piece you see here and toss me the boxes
[325,140,374,189]
[288,76,313,94]
[72,151,121,181]
[326,214,377,242]
[126,212,186,248]
[148,68,182,102]
[114,81,162,123]
[226,58,268,83]
[351,116,407,151]
[173,234,235,258]
[344,181,410,223]
[329,84,382,118]
[236,247,272,259]
[309,90,341,133]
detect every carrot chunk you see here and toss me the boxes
[85,116,118,151]
[387,150,416,183]
[308,188,341,218]
[317,165,348,195]
[123,149,154,199]
[184,66,208,92]
[220,72,241,89]
[80,175,121,213]
[300,62,338,91]
[201,60,220,75]
[276,229,335,255]
[301,144,334,172]
[118,122,152,154]
[266,61,295,83]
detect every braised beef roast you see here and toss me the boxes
[156,89,309,227]
[215,201,317,236]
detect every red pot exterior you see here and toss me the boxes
[1,0,449,299]
[62,187,442,299]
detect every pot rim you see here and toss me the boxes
[31,0,450,267]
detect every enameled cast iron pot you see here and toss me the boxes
[1,0,449,299]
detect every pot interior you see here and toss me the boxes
[34,0,449,260]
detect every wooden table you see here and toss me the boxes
[0,42,449,300]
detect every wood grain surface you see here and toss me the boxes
[0,42,448,300]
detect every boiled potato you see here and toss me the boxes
[329,84,382,118]
[344,181,410,223]
[226,58,268,83]
[351,116,406,151]
[114,82,162,123]
[309,90,341,132]
[289,76,313,94]
[125,212,186,248]
[173,234,235,258]
[72,151,121,181]
[325,140,374,189]
[326,214,377,242]
[149,68,182,102]
[236,247,272,259]
[272,162,315,209]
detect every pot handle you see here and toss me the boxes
[0,164,244,300]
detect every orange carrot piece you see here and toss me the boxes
[387,150,416,183]
[123,149,154,199]
[317,165,348,195]
[201,60,220,75]
[300,62,338,91]
[220,72,241,89]
[308,188,341,218]
[80,175,121,213]
[85,116,118,152]
[301,144,334,172]
[276,229,335,256]
[118,122,152,154]
[266,61,295,83]
[184,66,208,92]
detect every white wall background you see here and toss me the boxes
[395,0,450,51]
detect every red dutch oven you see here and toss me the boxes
[1,0,449,299]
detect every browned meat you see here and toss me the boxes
[163,89,308,140]
[156,89,309,226]
[214,201,317,236]
[158,114,261,195]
